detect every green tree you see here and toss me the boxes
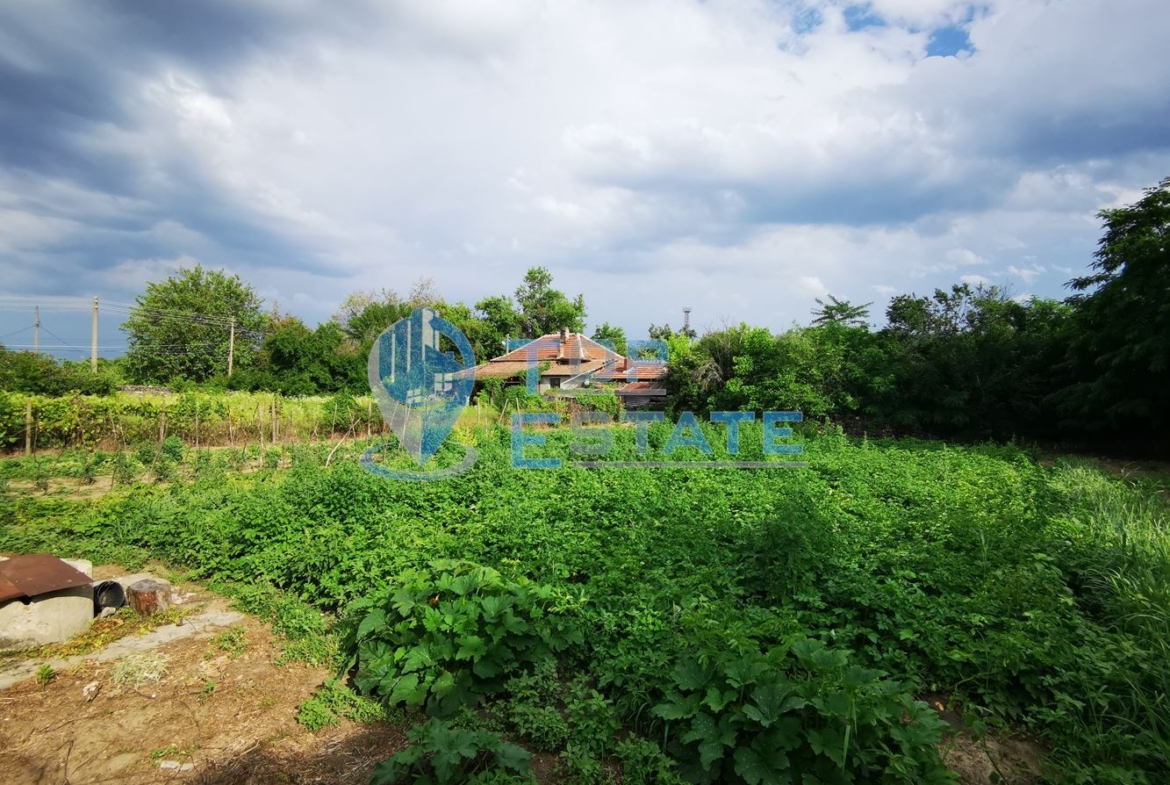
[237,315,363,395]
[590,322,628,356]
[336,290,412,346]
[649,322,696,341]
[811,295,871,328]
[0,347,119,395]
[513,267,586,336]
[1057,176,1170,443]
[474,295,524,356]
[122,265,266,384]
[876,285,1073,437]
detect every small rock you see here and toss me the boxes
[99,607,118,618]
[158,760,195,771]
[82,681,100,701]
[171,591,195,605]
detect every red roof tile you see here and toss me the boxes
[491,333,621,364]
[617,381,667,395]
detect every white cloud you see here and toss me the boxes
[960,273,990,286]
[102,255,193,291]
[801,276,829,295]
[946,248,985,266]
[0,0,1167,339]
[867,0,974,27]
[1007,264,1046,283]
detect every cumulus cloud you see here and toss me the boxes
[0,0,1167,343]
[946,248,985,266]
[1007,264,1047,283]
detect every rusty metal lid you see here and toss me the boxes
[0,554,92,601]
[0,574,20,603]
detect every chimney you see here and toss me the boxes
[559,327,568,341]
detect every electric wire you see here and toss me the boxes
[0,325,33,341]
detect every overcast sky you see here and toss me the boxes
[1,0,1168,356]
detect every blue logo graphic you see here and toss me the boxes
[361,308,477,480]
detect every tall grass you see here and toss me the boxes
[1047,461,1170,778]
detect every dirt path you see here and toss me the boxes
[0,578,405,785]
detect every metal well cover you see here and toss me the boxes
[0,554,92,602]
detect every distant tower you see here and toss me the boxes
[683,307,692,333]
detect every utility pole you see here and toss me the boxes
[33,306,39,354]
[227,317,235,377]
[91,297,98,372]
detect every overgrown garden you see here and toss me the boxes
[2,423,1168,783]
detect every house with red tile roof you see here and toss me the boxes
[469,328,667,408]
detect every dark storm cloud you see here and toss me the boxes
[0,0,306,190]
[0,0,351,286]
[1001,104,1170,166]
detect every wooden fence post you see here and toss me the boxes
[24,401,32,456]
[367,400,372,439]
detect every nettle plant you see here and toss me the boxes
[651,640,955,785]
[371,718,533,785]
[349,560,583,717]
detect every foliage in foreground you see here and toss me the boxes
[372,718,534,785]
[2,427,1168,783]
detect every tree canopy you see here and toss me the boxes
[590,322,628,357]
[513,267,586,336]
[122,265,265,384]
[1058,177,1170,436]
[811,296,872,328]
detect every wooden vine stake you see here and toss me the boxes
[127,578,172,616]
[24,400,32,456]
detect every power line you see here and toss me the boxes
[4,343,224,349]
[0,325,33,341]
[39,325,87,355]
[103,303,237,327]
[0,296,241,328]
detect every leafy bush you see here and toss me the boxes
[497,660,619,757]
[349,561,583,717]
[161,435,185,462]
[651,641,955,784]
[370,718,533,785]
[615,738,688,785]
[298,678,389,732]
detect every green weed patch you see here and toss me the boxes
[2,427,1167,782]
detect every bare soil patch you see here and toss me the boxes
[0,577,405,785]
